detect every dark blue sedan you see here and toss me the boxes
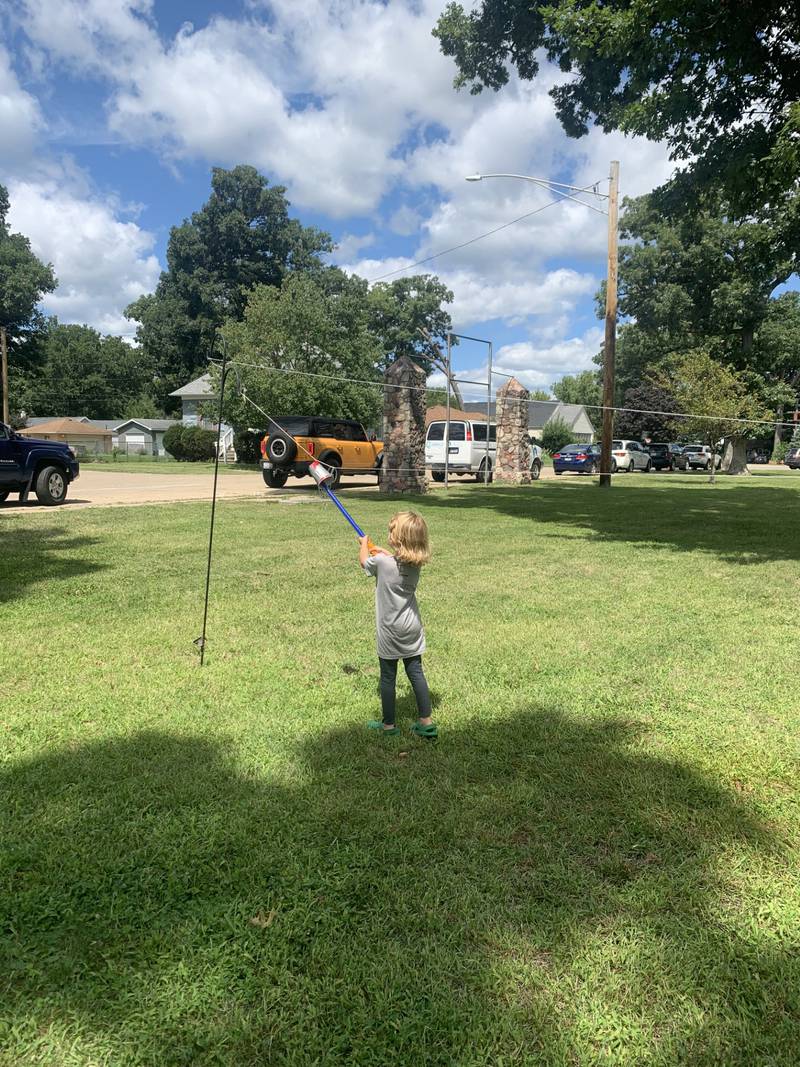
[552,443,601,475]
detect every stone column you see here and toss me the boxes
[495,377,531,484]
[380,355,427,495]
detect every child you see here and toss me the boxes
[359,511,437,739]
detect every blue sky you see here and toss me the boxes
[0,0,678,398]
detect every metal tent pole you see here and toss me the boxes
[197,341,228,666]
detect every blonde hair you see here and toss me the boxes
[388,511,431,566]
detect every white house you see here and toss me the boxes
[464,399,596,443]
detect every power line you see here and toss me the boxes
[364,195,569,283]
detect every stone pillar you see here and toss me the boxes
[380,355,427,495]
[495,377,531,484]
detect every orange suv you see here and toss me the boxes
[260,417,383,489]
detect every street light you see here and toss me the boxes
[464,165,620,487]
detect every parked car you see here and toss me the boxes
[785,447,800,470]
[425,418,497,482]
[646,442,683,470]
[677,444,721,471]
[259,417,382,489]
[552,442,601,475]
[746,448,770,464]
[0,421,80,505]
[611,440,652,473]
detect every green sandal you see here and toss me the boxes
[367,721,399,735]
[411,722,438,740]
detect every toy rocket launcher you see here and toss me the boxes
[309,461,379,555]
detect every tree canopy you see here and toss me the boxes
[126,166,333,408]
[14,321,157,420]
[552,370,600,408]
[434,0,800,214]
[220,271,383,432]
[0,184,56,417]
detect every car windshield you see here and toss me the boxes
[559,444,585,453]
[649,443,667,451]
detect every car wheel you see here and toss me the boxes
[477,458,493,483]
[262,468,288,489]
[35,465,68,505]
[0,490,8,502]
[628,460,635,473]
[267,432,298,465]
[431,471,445,482]
[611,460,617,473]
[554,469,563,475]
[531,459,542,480]
[645,460,652,472]
[321,456,342,489]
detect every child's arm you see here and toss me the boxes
[358,535,372,568]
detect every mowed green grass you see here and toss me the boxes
[1,476,799,1066]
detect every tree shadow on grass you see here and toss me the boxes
[0,525,104,604]
[2,712,797,1064]
[359,480,800,565]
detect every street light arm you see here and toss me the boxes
[466,172,607,215]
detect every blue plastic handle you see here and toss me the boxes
[322,484,366,538]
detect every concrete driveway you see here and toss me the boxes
[0,465,565,514]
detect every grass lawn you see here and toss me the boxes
[79,456,259,475]
[2,477,799,1065]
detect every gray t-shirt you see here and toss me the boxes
[363,553,426,660]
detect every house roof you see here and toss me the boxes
[425,404,487,425]
[463,399,595,433]
[170,373,215,398]
[18,417,112,436]
[115,418,180,433]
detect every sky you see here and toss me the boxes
[0,0,678,399]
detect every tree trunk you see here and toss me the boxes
[720,436,749,475]
[434,358,464,409]
[773,404,784,454]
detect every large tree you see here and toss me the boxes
[606,194,800,450]
[16,321,157,420]
[653,351,768,480]
[366,275,457,401]
[126,166,333,409]
[434,0,800,216]
[220,270,383,433]
[552,370,600,408]
[0,185,56,420]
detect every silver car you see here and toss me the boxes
[678,444,721,471]
[611,439,652,473]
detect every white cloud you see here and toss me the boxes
[7,176,160,337]
[444,327,604,399]
[0,48,45,173]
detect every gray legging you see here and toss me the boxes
[379,656,431,726]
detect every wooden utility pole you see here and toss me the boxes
[599,160,619,488]
[1,326,8,425]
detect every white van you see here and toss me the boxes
[425,418,496,482]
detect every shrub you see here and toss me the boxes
[541,416,575,455]
[163,424,216,461]
[163,424,185,459]
[772,441,790,464]
[791,424,800,448]
[234,429,265,465]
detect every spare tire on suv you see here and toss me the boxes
[267,431,298,465]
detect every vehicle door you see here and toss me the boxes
[0,424,25,487]
[471,421,490,471]
[314,419,342,465]
[347,422,370,471]
[445,421,468,467]
[632,442,647,470]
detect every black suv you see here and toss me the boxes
[647,442,683,470]
[0,422,80,505]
